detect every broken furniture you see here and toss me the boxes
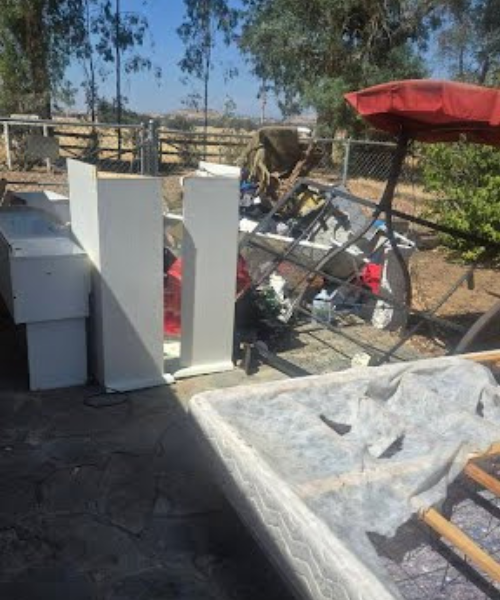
[420,442,500,584]
[236,80,500,371]
[189,356,500,600]
[68,160,168,391]
[0,207,89,390]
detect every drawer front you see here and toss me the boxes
[11,255,90,323]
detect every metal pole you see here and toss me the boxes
[372,265,476,366]
[378,133,412,307]
[157,129,162,173]
[42,124,51,172]
[342,138,351,185]
[139,122,146,175]
[3,123,12,170]
[115,0,122,157]
[148,119,158,176]
[247,236,465,335]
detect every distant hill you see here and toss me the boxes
[54,105,317,131]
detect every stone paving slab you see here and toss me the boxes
[0,331,293,600]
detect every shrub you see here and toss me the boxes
[422,141,500,262]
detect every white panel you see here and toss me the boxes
[197,161,241,178]
[26,319,87,390]
[177,176,239,377]
[67,160,105,383]
[68,160,101,264]
[68,161,165,391]
[97,176,164,391]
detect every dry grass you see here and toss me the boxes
[348,177,434,214]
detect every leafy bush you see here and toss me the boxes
[422,141,500,262]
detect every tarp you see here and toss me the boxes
[345,79,500,146]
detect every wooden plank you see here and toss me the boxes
[460,349,500,365]
[421,507,500,583]
[158,129,251,141]
[158,152,225,160]
[59,145,133,153]
[465,463,500,497]
[53,130,96,139]
[472,443,500,458]
[159,138,246,148]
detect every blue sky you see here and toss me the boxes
[66,0,448,119]
[67,0,280,117]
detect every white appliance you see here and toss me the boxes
[0,207,89,390]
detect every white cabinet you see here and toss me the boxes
[0,208,89,390]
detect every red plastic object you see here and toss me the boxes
[236,255,252,295]
[164,255,252,337]
[345,79,500,146]
[359,263,382,295]
[164,258,183,337]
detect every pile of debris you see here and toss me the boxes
[235,127,415,341]
[164,125,416,374]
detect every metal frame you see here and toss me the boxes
[238,169,498,366]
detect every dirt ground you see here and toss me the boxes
[407,248,500,355]
[343,176,500,355]
[411,249,500,318]
[2,167,184,213]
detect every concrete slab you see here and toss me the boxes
[0,325,292,600]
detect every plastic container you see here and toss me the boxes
[312,289,332,324]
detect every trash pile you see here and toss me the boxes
[164,126,416,368]
[237,176,415,333]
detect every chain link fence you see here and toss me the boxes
[0,117,156,198]
[310,138,426,206]
[0,118,429,212]
[0,118,151,173]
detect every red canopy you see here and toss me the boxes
[345,79,500,146]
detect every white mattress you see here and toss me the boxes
[189,357,500,600]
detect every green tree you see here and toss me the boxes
[0,0,86,118]
[79,0,160,130]
[423,141,500,262]
[178,0,238,140]
[422,1,500,262]
[239,0,437,134]
[0,0,158,123]
[437,0,500,84]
